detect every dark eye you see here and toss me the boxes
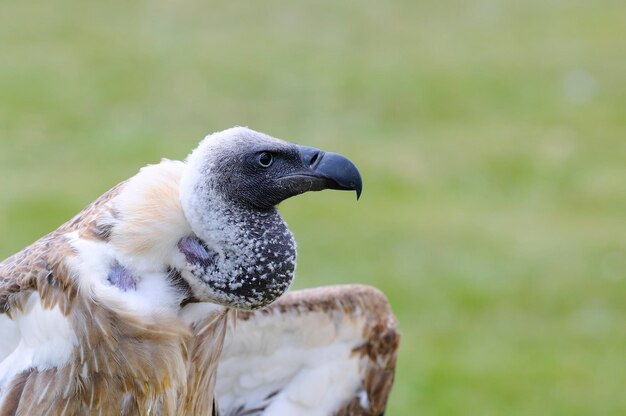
[258,152,273,168]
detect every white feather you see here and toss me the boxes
[0,293,76,400]
[0,314,19,362]
[68,232,184,317]
[179,302,226,325]
[216,308,366,415]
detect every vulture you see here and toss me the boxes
[0,127,399,415]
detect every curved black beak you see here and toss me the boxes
[295,145,363,199]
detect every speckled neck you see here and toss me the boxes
[180,202,296,309]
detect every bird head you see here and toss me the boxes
[181,127,362,211]
[177,127,362,309]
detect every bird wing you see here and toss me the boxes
[0,181,125,357]
[0,183,128,414]
[0,170,194,414]
[215,285,399,416]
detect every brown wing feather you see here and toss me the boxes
[0,371,29,416]
[180,310,232,416]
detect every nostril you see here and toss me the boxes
[309,152,319,167]
[299,146,324,168]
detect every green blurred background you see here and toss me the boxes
[1,0,625,414]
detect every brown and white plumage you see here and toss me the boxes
[217,285,399,416]
[0,127,398,415]
[0,164,219,415]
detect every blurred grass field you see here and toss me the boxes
[1,0,626,414]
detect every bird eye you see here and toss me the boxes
[258,152,273,168]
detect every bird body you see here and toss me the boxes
[0,127,397,415]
